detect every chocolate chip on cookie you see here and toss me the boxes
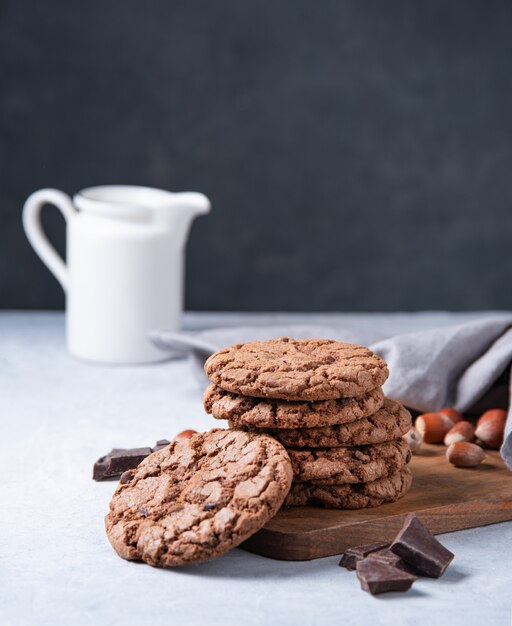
[284,466,412,509]
[204,383,385,429]
[204,338,388,401]
[105,429,293,567]
[261,399,412,448]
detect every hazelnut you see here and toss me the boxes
[475,409,507,449]
[173,429,198,442]
[439,407,464,423]
[446,442,486,467]
[444,420,475,446]
[415,412,454,444]
[402,427,423,453]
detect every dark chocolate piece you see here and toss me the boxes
[93,457,108,481]
[93,447,152,481]
[119,470,134,484]
[339,541,390,570]
[93,448,126,481]
[153,439,171,452]
[366,548,413,573]
[390,514,454,578]
[107,448,152,474]
[356,558,416,595]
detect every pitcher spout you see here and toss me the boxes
[155,191,211,249]
[173,192,211,218]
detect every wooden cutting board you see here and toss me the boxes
[242,444,512,560]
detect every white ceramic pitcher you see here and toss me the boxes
[22,185,211,364]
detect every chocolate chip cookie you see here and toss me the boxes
[105,429,293,567]
[204,383,385,429]
[258,399,411,448]
[204,338,388,401]
[287,439,411,485]
[284,466,412,508]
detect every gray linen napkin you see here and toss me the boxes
[149,316,512,468]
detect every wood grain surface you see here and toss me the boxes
[242,444,512,561]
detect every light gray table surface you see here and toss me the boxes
[1,311,511,626]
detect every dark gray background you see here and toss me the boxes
[2,0,512,312]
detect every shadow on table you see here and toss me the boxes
[161,548,335,579]
[439,565,469,584]
[373,588,428,600]
[129,550,468,587]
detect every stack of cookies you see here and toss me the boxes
[204,337,413,509]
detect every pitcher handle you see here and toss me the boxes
[22,189,76,291]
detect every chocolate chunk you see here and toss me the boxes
[366,548,413,573]
[107,448,152,474]
[93,447,152,481]
[93,457,109,481]
[152,439,171,452]
[92,448,126,481]
[339,541,389,570]
[356,558,416,595]
[119,470,134,484]
[390,514,454,578]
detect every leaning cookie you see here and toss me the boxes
[233,399,412,448]
[287,439,411,485]
[204,383,385,429]
[284,467,412,509]
[204,337,389,401]
[105,429,293,567]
